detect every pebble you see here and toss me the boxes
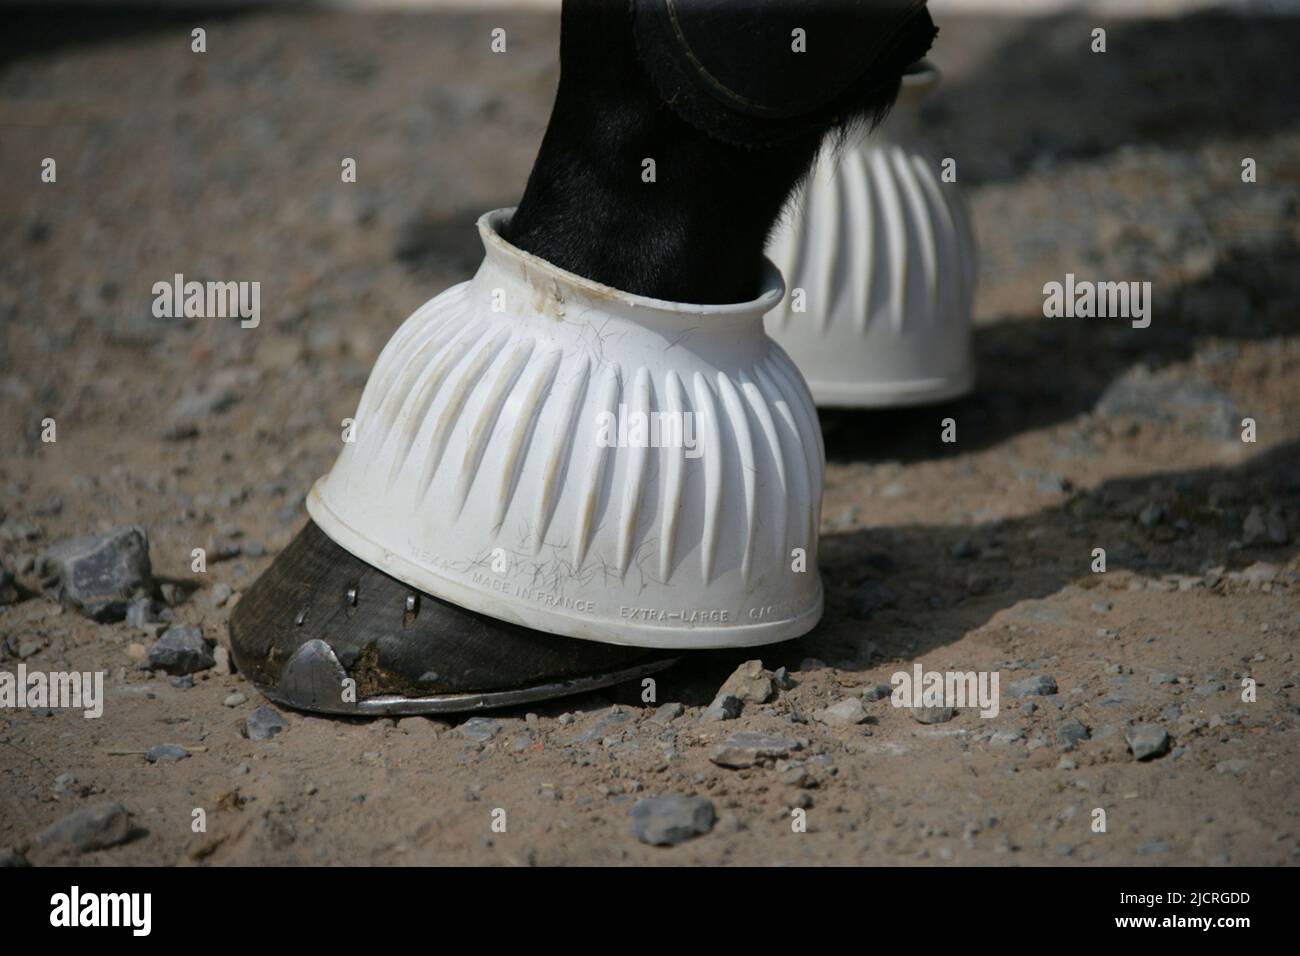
[650,702,684,725]
[32,802,133,855]
[37,526,154,622]
[1126,724,1170,761]
[223,692,248,708]
[146,744,190,763]
[1238,562,1278,587]
[861,683,893,702]
[814,697,868,727]
[629,795,716,847]
[147,626,215,675]
[1149,672,1179,685]
[245,706,286,741]
[700,694,743,722]
[1056,718,1090,747]
[709,732,803,769]
[1006,674,1058,698]
[457,717,501,742]
[910,706,956,725]
[211,582,234,608]
[716,659,775,705]
[1242,505,1288,547]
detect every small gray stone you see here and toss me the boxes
[1006,674,1058,698]
[630,795,716,846]
[1149,672,1179,685]
[245,705,286,741]
[457,717,501,742]
[1243,505,1288,547]
[146,744,190,763]
[700,694,743,722]
[223,692,248,708]
[37,526,154,622]
[716,659,775,705]
[1126,724,1170,761]
[710,732,803,769]
[33,801,132,855]
[1056,718,1090,747]
[650,702,684,724]
[210,582,234,608]
[862,683,893,702]
[814,697,868,727]
[147,626,214,675]
[911,706,957,725]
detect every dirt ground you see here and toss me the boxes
[1,6,1298,865]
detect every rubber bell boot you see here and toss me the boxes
[765,61,978,408]
[230,209,825,714]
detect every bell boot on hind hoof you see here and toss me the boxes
[765,62,978,408]
[229,521,678,715]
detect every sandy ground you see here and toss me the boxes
[1,6,1298,866]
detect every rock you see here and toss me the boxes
[716,659,775,705]
[1150,672,1179,685]
[710,732,803,769]
[910,706,956,725]
[850,580,897,619]
[861,683,893,702]
[37,526,154,622]
[700,694,743,722]
[33,802,132,855]
[1056,718,1090,747]
[211,582,234,608]
[53,772,79,797]
[1126,724,1170,761]
[223,692,247,708]
[457,717,501,742]
[212,644,232,676]
[772,666,796,690]
[650,702,683,725]
[1006,674,1058,698]
[125,596,169,629]
[146,744,190,763]
[629,795,716,846]
[813,697,868,727]
[245,706,286,741]
[1238,562,1278,587]
[146,626,214,675]
[1242,505,1288,547]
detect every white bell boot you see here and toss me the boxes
[765,61,978,408]
[232,209,825,713]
